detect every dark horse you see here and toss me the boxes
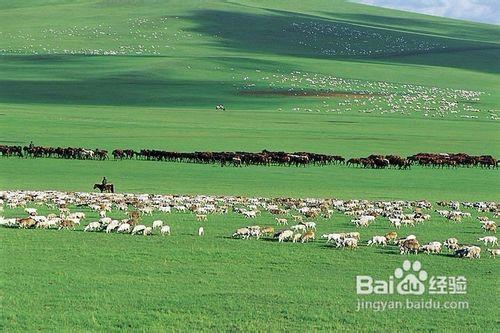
[93,183,114,193]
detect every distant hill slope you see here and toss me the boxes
[1,0,498,58]
[0,0,498,109]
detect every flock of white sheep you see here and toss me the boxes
[1,190,498,259]
[236,70,494,119]
[1,16,195,56]
[283,21,447,56]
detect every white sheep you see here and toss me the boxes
[292,233,302,243]
[302,221,317,230]
[106,220,120,233]
[478,236,498,246]
[322,233,343,244]
[143,227,153,236]
[160,225,171,236]
[278,230,294,242]
[339,237,358,249]
[367,236,387,246]
[198,226,204,236]
[117,223,131,233]
[84,222,102,232]
[25,208,37,216]
[487,249,500,258]
[242,210,257,218]
[158,206,171,213]
[389,218,402,229]
[421,241,442,254]
[99,217,112,225]
[290,224,306,233]
[152,220,163,229]
[131,224,147,235]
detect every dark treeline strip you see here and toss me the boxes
[0,145,498,168]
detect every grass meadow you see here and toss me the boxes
[1,206,498,331]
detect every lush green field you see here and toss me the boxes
[1,0,499,331]
[1,205,499,331]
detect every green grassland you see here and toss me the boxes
[1,0,500,331]
[1,206,499,331]
[0,0,499,197]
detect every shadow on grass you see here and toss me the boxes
[185,8,500,73]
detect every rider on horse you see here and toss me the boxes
[102,176,108,185]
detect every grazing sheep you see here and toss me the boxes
[37,220,57,229]
[399,234,417,242]
[301,231,315,243]
[0,217,18,227]
[353,218,370,227]
[278,230,294,242]
[32,215,47,223]
[478,236,498,246]
[260,226,275,236]
[338,237,358,249]
[291,215,303,222]
[420,242,442,254]
[385,232,398,243]
[465,246,481,259]
[117,223,131,233]
[389,218,402,229]
[158,206,171,213]
[301,221,317,230]
[242,210,257,218]
[18,217,37,229]
[444,237,458,246]
[486,248,500,258]
[345,232,360,240]
[292,233,302,243]
[481,222,497,233]
[25,208,37,216]
[399,239,420,255]
[290,224,307,233]
[99,217,112,225]
[367,236,387,246]
[322,233,344,244]
[84,221,102,232]
[58,219,75,230]
[250,228,261,239]
[444,238,460,252]
[304,210,319,219]
[275,218,288,225]
[160,225,171,236]
[131,224,147,235]
[143,227,153,236]
[198,226,204,236]
[152,220,163,229]
[106,220,120,233]
[233,227,251,239]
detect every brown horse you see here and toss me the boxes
[93,183,114,193]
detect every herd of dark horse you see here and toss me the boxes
[113,149,344,167]
[1,144,498,169]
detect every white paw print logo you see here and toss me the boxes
[394,260,428,295]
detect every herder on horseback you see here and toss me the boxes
[94,177,114,193]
